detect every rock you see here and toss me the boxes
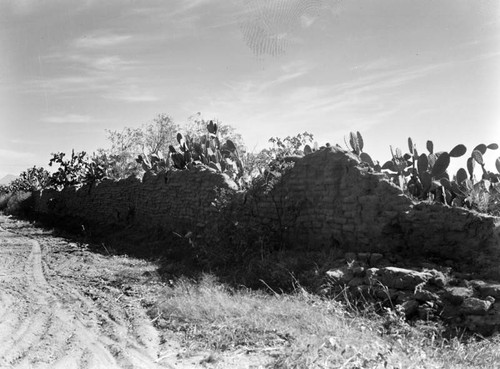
[326,269,346,284]
[326,268,354,285]
[464,302,500,336]
[326,269,345,282]
[468,279,487,290]
[365,267,379,278]
[371,286,396,300]
[440,304,461,320]
[395,290,414,305]
[478,284,500,299]
[414,289,440,303]
[428,270,447,288]
[448,278,468,287]
[444,287,473,305]
[372,267,432,290]
[400,300,419,317]
[352,266,365,278]
[460,297,494,315]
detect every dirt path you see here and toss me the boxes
[0,215,272,369]
[0,216,174,369]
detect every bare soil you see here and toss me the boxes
[0,215,272,369]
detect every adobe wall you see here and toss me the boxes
[33,168,237,233]
[31,147,500,277]
[254,147,500,277]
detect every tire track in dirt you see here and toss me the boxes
[0,217,275,369]
[0,222,171,369]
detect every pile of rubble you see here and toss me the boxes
[324,252,500,336]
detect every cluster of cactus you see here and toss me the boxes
[380,137,500,207]
[174,121,244,178]
[15,166,51,192]
[345,131,382,171]
[343,130,500,210]
[467,144,500,182]
[49,150,106,189]
[450,144,500,209]
[136,121,244,181]
[135,152,170,174]
[0,166,50,194]
[382,138,469,202]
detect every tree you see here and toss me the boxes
[100,114,179,179]
[244,132,314,179]
[100,113,245,180]
[142,114,179,157]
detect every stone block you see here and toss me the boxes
[414,290,440,303]
[478,284,500,299]
[400,300,419,317]
[373,267,432,290]
[428,270,447,288]
[444,287,473,305]
[461,297,494,315]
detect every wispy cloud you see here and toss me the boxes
[41,114,96,124]
[90,56,135,71]
[200,59,454,146]
[74,34,132,48]
[104,93,160,102]
[24,49,142,100]
[44,52,136,72]
[221,59,314,99]
[171,0,212,15]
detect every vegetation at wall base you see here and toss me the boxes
[148,274,500,369]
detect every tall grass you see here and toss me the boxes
[150,275,500,368]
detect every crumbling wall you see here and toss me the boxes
[253,147,500,277]
[33,168,237,232]
[32,147,500,277]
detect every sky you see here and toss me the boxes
[1,0,499,178]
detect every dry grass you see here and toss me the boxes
[149,274,500,368]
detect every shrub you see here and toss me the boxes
[9,166,50,192]
[5,191,33,215]
[0,192,12,210]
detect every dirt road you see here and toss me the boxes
[0,215,175,369]
[0,215,272,369]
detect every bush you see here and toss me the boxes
[4,191,33,216]
[0,193,12,211]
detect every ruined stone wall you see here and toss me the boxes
[250,148,411,251]
[33,168,237,233]
[32,147,500,277]
[253,147,500,277]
